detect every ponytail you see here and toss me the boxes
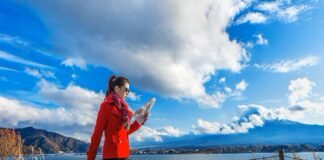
[106,75,129,97]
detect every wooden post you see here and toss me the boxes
[278,150,284,160]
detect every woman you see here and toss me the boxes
[87,76,148,160]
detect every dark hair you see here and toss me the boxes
[106,76,130,96]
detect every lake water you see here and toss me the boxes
[29,152,324,160]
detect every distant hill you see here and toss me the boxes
[0,127,89,153]
[133,120,324,148]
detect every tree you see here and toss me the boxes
[0,129,23,160]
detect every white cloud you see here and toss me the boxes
[293,100,324,124]
[25,67,41,78]
[132,126,163,142]
[61,57,87,70]
[256,1,311,23]
[0,79,107,141]
[255,56,319,73]
[193,104,290,134]
[193,103,274,134]
[0,96,73,126]
[242,77,324,125]
[196,92,227,108]
[0,66,18,72]
[0,96,100,143]
[219,77,226,83]
[236,12,268,24]
[0,33,29,47]
[256,1,281,12]
[254,34,268,45]
[127,91,141,101]
[24,67,55,79]
[0,33,53,56]
[193,119,222,134]
[71,74,78,79]
[223,80,249,98]
[28,0,252,108]
[235,80,248,91]
[225,86,232,93]
[244,41,254,48]
[0,50,52,69]
[131,125,184,142]
[192,77,324,134]
[276,5,310,23]
[37,79,104,112]
[235,0,313,25]
[158,126,184,137]
[240,34,268,49]
[198,79,249,106]
[0,79,105,127]
[41,70,55,78]
[288,77,315,105]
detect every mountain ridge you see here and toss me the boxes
[0,126,89,153]
[132,120,324,148]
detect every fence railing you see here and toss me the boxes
[249,150,322,160]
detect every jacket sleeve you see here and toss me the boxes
[87,102,110,160]
[127,120,141,135]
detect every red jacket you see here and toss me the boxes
[87,95,141,160]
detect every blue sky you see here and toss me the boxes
[1,0,324,143]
